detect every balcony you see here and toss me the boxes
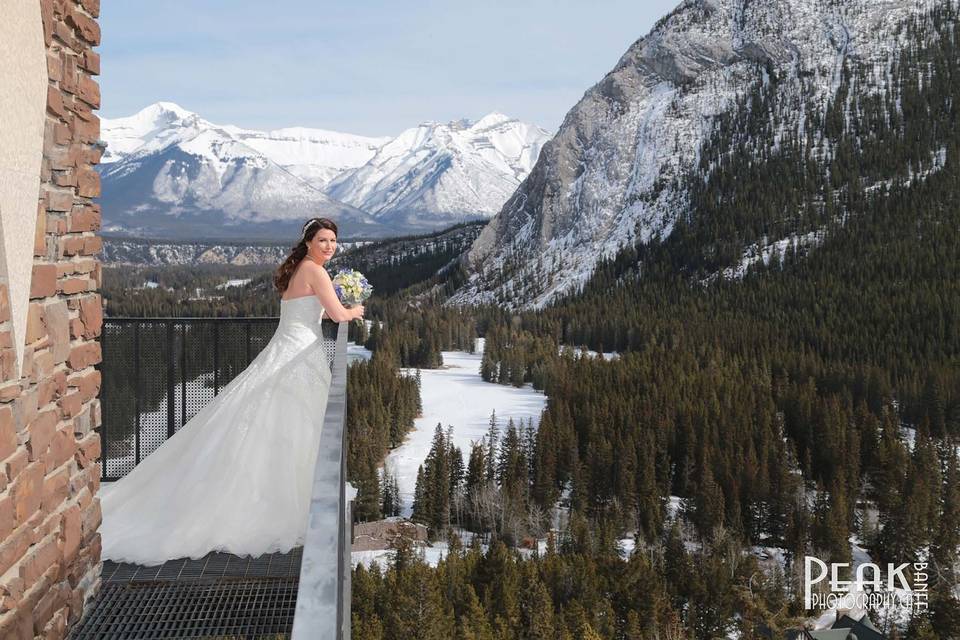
[73,316,353,639]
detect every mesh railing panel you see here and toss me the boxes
[100,318,337,481]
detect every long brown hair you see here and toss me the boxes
[274,217,339,293]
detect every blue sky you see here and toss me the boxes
[99,1,679,136]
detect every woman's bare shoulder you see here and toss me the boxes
[298,259,325,275]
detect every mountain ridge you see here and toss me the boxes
[98,103,549,240]
[448,0,937,309]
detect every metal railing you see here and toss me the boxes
[98,317,337,481]
[98,316,352,638]
[293,320,353,639]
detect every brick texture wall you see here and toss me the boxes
[0,1,103,637]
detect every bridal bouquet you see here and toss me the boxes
[332,269,372,323]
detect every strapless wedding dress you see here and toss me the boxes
[99,296,333,565]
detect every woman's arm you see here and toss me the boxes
[305,263,362,322]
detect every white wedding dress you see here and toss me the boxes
[99,295,333,566]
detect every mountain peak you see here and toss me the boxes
[146,101,195,118]
[326,111,551,228]
[451,0,935,309]
[471,112,514,129]
[97,103,550,239]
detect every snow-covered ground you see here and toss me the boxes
[347,341,372,364]
[214,278,251,290]
[353,337,549,568]
[381,337,547,519]
[559,344,620,361]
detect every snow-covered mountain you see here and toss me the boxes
[99,103,394,240]
[101,102,390,184]
[449,0,939,309]
[326,114,550,230]
[99,103,548,240]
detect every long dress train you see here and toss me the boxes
[99,295,332,566]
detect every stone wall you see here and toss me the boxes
[0,0,103,638]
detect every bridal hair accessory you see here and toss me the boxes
[300,218,322,241]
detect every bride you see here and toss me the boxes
[99,217,365,565]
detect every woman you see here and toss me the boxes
[99,217,365,565]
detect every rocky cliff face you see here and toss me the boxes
[450,0,935,308]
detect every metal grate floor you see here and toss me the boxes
[69,549,302,639]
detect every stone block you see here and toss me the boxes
[46,86,67,120]
[25,304,46,345]
[66,7,100,45]
[11,462,44,525]
[52,170,76,188]
[74,432,99,470]
[78,296,101,339]
[89,400,100,429]
[60,56,77,94]
[53,122,70,146]
[20,566,60,630]
[37,603,67,639]
[76,168,99,198]
[59,504,80,563]
[79,499,99,540]
[41,466,70,516]
[37,509,62,542]
[45,53,61,83]
[0,382,19,406]
[80,0,100,19]
[68,205,99,232]
[67,369,99,404]
[36,371,65,408]
[57,392,81,420]
[80,50,99,75]
[0,285,9,323]
[0,524,33,586]
[31,350,55,383]
[30,264,57,300]
[81,236,101,256]
[70,407,90,439]
[71,114,98,143]
[34,206,47,257]
[58,237,82,258]
[0,574,24,614]
[58,278,89,295]
[17,533,59,593]
[0,406,15,461]
[25,312,49,353]
[68,319,83,341]
[54,19,73,47]
[0,495,13,540]
[66,342,99,370]
[0,350,15,384]
[46,189,74,214]
[13,389,39,432]
[76,75,99,109]
[40,0,54,45]
[4,450,29,486]
[26,411,57,462]
[47,428,76,472]
[42,300,69,366]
